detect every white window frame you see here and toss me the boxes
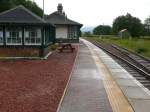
[24,27,42,46]
[6,27,22,45]
[0,27,3,45]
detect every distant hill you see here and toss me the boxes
[81,26,94,33]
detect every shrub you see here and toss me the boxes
[136,47,148,54]
[82,31,92,37]
[50,43,58,50]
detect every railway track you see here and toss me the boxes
[111,44,150,70]
[87,39,150,89]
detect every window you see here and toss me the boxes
[0,27,3,45]
[68,26,78,39]
[6,27,22,45]
[24,28,41,45]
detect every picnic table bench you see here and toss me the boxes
[58,43,75,52]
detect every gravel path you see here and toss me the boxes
[0,46,78,112]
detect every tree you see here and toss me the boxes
[0,0,43,17]
[23,0,43,17]
[83,31,92,37]
[0,0,14,12]
[143,16,150,36]
[112,13,143,37]
[93,25,111,35]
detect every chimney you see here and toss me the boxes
[57,3,63,14]
[63,12,65,16]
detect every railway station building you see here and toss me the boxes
[45,4,82,43]
[0,4,82,58]
[0,5,55,57]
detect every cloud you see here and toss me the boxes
[34,0,150,26]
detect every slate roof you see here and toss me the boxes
[0,5,53,25]
[45,11,82,26]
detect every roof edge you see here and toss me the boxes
[19,5,46,23]
[0,5,45,23]
[45,11,83,26]
[0,5,22,16]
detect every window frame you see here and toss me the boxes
[24,27,42,46]
[5,27,22,45]
[68,26,78,39]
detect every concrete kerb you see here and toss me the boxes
[0,51,53,60]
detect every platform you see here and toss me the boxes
[57,39,150,112]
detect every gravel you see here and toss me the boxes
[0,46,78,112]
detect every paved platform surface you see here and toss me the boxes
[57,41,113,112]
[57,39,150,112]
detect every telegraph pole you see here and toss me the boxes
[43,0,45,18]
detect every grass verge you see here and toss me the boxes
[83,36,150,58]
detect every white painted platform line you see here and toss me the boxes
[82,39,150,112]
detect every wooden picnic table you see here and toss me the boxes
[58,43,75,52]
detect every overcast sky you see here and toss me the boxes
[34,0,150,27]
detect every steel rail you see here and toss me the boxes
[88,40,150,79]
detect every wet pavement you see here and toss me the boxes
[57,39,150,112]
[57,41,112,112]
[83,39,150,112]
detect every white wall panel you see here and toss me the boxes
[56,26,68,39]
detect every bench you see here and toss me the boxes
[58,43,75,52]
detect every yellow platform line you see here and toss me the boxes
[88,45,134,112]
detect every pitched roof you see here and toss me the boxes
[45,11,82,26]
[0,5,50,25]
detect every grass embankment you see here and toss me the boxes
[83,36,150,58]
